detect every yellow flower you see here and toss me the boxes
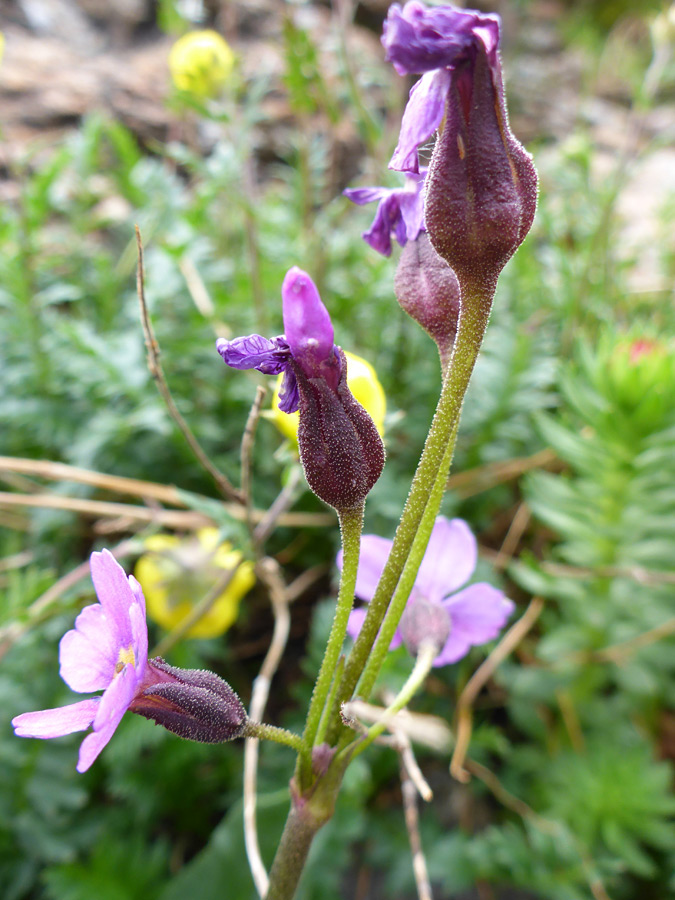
[268,350,386,443]
[169,30,234,98]
[134,528,254,639]
[0,33,4,66]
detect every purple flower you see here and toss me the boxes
[343,170,426,257]
[339,517,514,665]
[217,267,385,511]
[383,2,500,174]
[217,267,340,414]
[382,2,538,288]
[12,550,247,771]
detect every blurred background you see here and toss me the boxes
[1,0,674,898]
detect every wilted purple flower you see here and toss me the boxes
[383,2,501,174]
[339,517,514,664]
[12,550,247,771]
[343,170,426,257]
[217,267,385,511]
[382,2,537,285]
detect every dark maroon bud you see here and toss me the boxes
[130,658,247,743]
[425,44,537,293]
[295,348,385,512]
[399,594,451,659]
[394,232,461,371]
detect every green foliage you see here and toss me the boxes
[2,4,675,899]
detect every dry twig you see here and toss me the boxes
[450,597,544,783]
[135,226,243,504]
[241,385,267,537]
[244,557,292,898]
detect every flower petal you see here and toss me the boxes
[433,584,514,666]
[415,517,477,602]
[12,699,99,739]
[390,69,451,173]
[93,663,138,733]
[89,549,136,648]
[346,606,402,651]
[129,599,148,684]
[347,606,367,641]
[337,534,392,601]
[343,187,389,205]
[59,603,118,693]
[216,334,291,374]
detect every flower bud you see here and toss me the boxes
[295,348,385,512]
[131,658,247,743]
[394,232,460,370]
[424,40,537,290]
[399,593,452,658]
[282,266,339,389]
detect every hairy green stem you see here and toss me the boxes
[331,282,492,724]
[243,721,304,752]
[298,504,364,786]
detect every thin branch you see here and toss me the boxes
[150,566,240,658]
[253,466,309,547]
[0,492,212,529]
[244,557,292,898]
[446,448,561,499]
[400,755,434,900]
[284,562,331,605]
[241,385,267,537]
[450,597,544,783]
[562,616,675,666]
[135,226,243,504]
[0,457,334,529]
[493,502,531,570]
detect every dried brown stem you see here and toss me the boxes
[400,756,434,900]
[135,226,243,504]
[0,492,212,529]
[244,557,292,897]
[241,385,267,537]
[446,448,561,499]
[450,597,544,783]
[0,457,334,530]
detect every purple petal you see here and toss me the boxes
[12,699,99,739]
[281,267,335,378]
[415,518,477,602]
[398,177,426,241]
[93,663,138,733]
[129,600,148,684]
[89,549,137,648]
[277,368,300,414]
[216,334,291,375]
[343,187,389,206]
[390,69,451,173]
[362,195,399,256]
[128,573,146,616]
[337,534,392,601]
[59,603,118,693]
[346,606,403,651]
[433,584,515,666]
[347,606,367,641]
[382,3,500,75]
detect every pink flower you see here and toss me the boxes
[12,550,246,772]
[339,517,514,665]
